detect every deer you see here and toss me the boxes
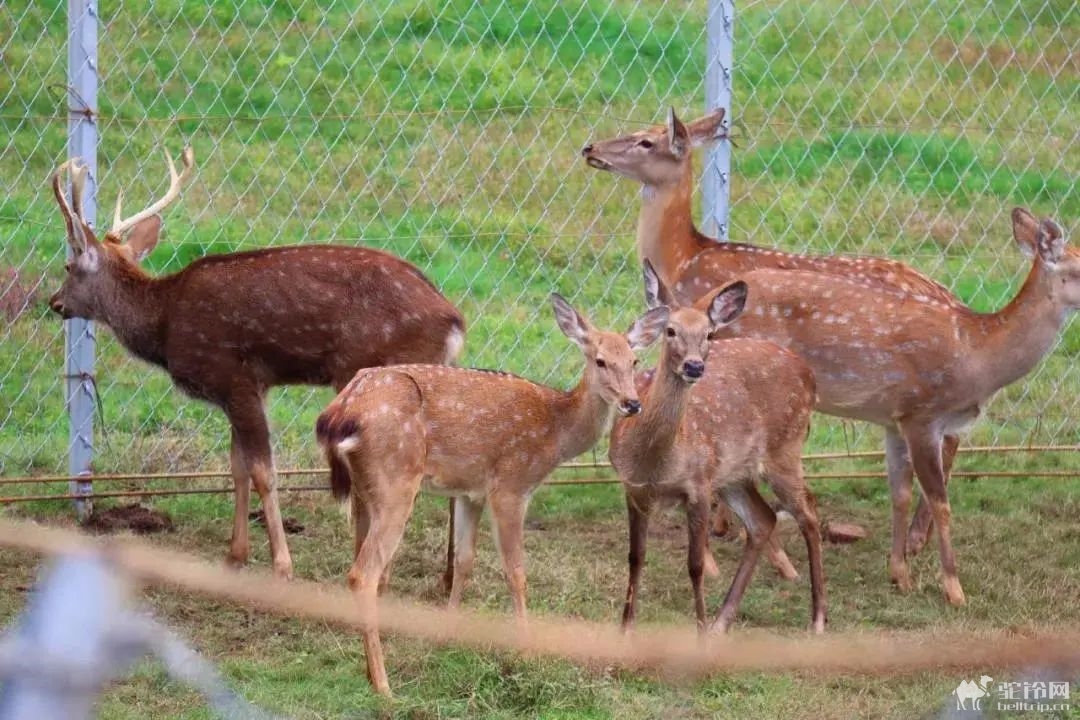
[610,262,825,635]
[702,208,1079,606]
[582,106,965,561]
[48,148,465,580]
[315,294,669,695]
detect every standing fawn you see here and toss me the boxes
[610,262,825,634]
[583,107,963,555]
[707,208,1079,605]
[49,150,464,579]
[316,294,669,695]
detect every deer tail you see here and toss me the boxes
[315,412,360,502]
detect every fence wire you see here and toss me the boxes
[0,0,1077,491]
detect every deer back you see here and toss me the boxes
[162,246,464,399]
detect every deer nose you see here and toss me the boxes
[620,399,642,416]
[48,294,64,315]
[683,360,705,379]
[581,144,594,156]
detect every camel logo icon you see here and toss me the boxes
[954,676,994,710]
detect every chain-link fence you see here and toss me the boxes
[1,0,1077,499]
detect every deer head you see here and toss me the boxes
[48,147,194,320]
[549,293,668,415]
[1011,207,1080,311]
[581,107,727,186]
[642,260,747,383]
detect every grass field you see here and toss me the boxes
[1,0,1078,716]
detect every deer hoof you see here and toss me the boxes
[943,578,967,607]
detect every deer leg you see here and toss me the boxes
[708,484,776,634]
[226,428,251,568]
[228,390,292,579]
[715,491,797,580]
[441,498,456,596]
[686,495,710,633]
[906,433,959,557]
[904,427,966,606]
[348,493,395,595]
[346,476,422,698]
[768,468,827,634]
[489,490,530,622]
[447,496,485,610]
[885,429,915,592]
[621,493,651,632]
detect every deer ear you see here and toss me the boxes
[627,305,670,351]
[1011,207,1040,259]
[550,293,592,349]
[687,107,727,148]
[666,107,690,159]
[124,214,163,263]
[707,280,748,330]
[1036,218,1066,266]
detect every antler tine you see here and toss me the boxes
[51,159,76,224]
[52,158,90,251]
[69,159,89,220]
[107,146,195,239]
[112,188,124,231]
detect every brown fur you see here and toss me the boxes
[48,152,464,579]
[582,107,969,579]
[610,267,825,634]
[317,296,668,695]
[709,209,1080,605]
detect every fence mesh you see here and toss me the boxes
[1,0,1077,487]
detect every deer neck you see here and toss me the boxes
[622,362,695,470]
[975,261,1067,391]
[98,264,174,368]
[554,372,617,461]
[636,166,709,288]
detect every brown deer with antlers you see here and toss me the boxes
[610,262,825,634]
[48,149,465,579]
[702,209,1079,605]
[316,294,668,695]
[582,107,965,562]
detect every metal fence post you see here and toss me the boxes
[702,0,734,240]
[65,0,99,520]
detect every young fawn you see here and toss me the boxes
[583,107,962,554]
[316,294,669,695]
[48,150,464,578]
[708,208,1079,605]
[610,262,825,634]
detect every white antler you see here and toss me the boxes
[108,146,194,239]
[52,158,90,251]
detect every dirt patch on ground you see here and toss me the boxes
[933,38,1079,77]
[248,509,306,535]
[84,504,175,534]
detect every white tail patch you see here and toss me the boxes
[444,325,465,365]
[335,436,360,456]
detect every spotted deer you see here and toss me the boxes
[48,149,465,579]
[704,208,1079,605]
[315,294,668,695]
[611,262,825,634]
[582,106,963,558]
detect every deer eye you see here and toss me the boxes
[595,358,606,368]
[637,139,654,149]
[665,327,676,337]
[633,358,639,367]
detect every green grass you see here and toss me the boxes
[1,0,1079,716]
[2,469,1078,718]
